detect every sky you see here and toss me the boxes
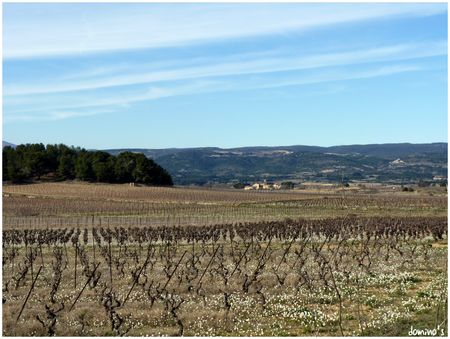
[2,2,448,149]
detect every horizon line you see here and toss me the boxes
[3,140,448,151]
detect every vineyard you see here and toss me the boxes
[3,183,447,229]
[2,183,448,336]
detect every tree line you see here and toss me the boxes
[2,143,173,186]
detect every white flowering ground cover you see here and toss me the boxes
[2,218,447,336]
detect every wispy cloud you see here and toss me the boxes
[4,3,446,59]
[4,63,423,122]
[4,40,446,96]
[5,84,203,113]
[3,107,117,123]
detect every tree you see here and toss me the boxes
[154,167,174,186]
[3,146,11,181]
[281,181,295,189]
[57,153,75,180]
[75,151,94,181]
[3,146,26,182]
[91,151,115,182]
[45,144,61,173]
[233,183,246,189]
[133,154,153,184]
[132,154,173,186]
[114,152,136,183]
[1,143,173,186]
[23,143,47,179]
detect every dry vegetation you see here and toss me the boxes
[3,182,447,229]
[2,182,448,336]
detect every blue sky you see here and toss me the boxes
[3,3,448,149]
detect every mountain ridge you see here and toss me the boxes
[3,141,447,185]
[104,142,448,185]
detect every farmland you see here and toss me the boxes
[3,182,447,228]
[2,182,448,336]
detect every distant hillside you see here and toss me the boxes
[325,143,448,159]
[2,141,16,148]
[105,143,448,185]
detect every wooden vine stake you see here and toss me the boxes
[17,265,43,322]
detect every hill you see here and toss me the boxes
[105,143,448,185]
[2,141,16,148]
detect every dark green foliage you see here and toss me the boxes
[23,143,47,179]
[91,151,115,183]
[3,146,27,183]
[114,152,136,183]
[45,144,60,173]
[57,152,76,180]
[233,182,246,189]
[133,154,173,186]
[280,181,295,189]
[2,143,173,186]
[75,151,94,181]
